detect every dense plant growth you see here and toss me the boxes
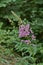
[0,0,43,65]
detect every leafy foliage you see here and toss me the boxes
[0,0,43,65]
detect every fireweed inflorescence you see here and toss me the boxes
[19,24,36,44]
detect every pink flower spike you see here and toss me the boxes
[19,24,30,38]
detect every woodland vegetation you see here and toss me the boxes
[0,0,43,65]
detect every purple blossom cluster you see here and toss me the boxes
[21,40,31,44]
[19,24,36,44]
[19,24,30,37]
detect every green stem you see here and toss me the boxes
[11,11,23,25]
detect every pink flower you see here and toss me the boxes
[19,24,36,44]
[19,24,30,38]
[24,40,31,44]
[19,30,30,38]
[26,31,30,36]
[19,30,26,38]
[21,40,31,44]
[32,34,36,40]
